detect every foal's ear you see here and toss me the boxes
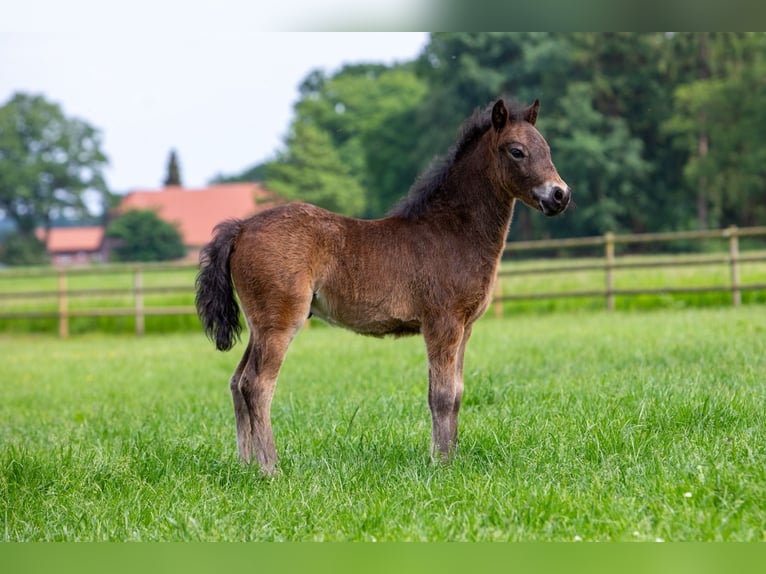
[524,99,540,126]
[491,99,508,132]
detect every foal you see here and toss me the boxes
[196,98,571,474]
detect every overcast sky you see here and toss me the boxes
[1,11,428,193]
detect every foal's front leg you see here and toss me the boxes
[454,324,473,428]
[424,319,465,462]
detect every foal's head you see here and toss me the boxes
[488,99,570,216]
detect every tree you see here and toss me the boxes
[0,231,47,266]
[362,105,425,216]
[163,149,182,186]
[266,122,365,216]
[530,33,666,236]
[106,209,186,262]
[664,33,766,229]
[293,64,427,216]
[541,82,652,237]
[210,161,269,184]
[0,92,108,241]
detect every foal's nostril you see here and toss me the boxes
[539,184,570,216]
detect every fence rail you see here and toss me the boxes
[493,224,766,316]
[0,263,197,337]
[2,226,766,336]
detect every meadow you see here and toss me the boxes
[2,307,765,541]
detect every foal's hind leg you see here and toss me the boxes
[230,333,255,461]
[234,302,310,474]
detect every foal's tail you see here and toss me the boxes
[195,219,244,351]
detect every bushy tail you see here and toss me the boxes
[195,219,244,351]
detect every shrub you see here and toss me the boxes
[106,209,185,262]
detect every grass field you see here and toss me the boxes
[2,307,765,541]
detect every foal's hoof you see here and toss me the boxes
[259,464,280,478]
[430,446,457,465]
[240,454,279,477]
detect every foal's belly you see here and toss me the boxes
[309,292,421,337]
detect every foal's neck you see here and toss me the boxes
[439,150,515,256]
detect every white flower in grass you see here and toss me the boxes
[573,535,583,542]
[655,537,665,543]
[683,491,693,498]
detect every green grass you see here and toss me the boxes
[2,307,766,541]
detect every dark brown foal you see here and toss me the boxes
[196,98,571,473]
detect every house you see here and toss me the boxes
[117,182,281,261]
[39,226,108,266]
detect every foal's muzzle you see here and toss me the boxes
[535,183,571,216]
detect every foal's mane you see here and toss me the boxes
[388,98,528,219]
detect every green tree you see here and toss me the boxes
[669,62,766,228]
[0,231,47,266]
[542,82,652,237]
[286,63,428,217]
[163,149,182,186]
[106,209,186,262]
[362,105,424,216]
[664,32,766,229]
[0,92,108,243]
[266,121,365,216]
[210,161,269,184]
[526,33,674,236]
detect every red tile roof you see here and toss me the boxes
[40,226,105,253]
[118,183,279,247]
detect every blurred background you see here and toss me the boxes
[2,22,766,331]
[3,30,766,265]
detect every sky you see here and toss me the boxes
[1,8,428,193]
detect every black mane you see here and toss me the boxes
[388,98,528,219]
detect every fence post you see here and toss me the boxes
[727,225,741,306]
[604,232,615,311]
[134,266,145,336]
[58,268,69,338]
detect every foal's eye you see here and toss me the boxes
[508,147,525,160]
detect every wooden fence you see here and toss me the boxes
[493,225,766,317]
[0,263,196,337]
[1,226,766,337]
